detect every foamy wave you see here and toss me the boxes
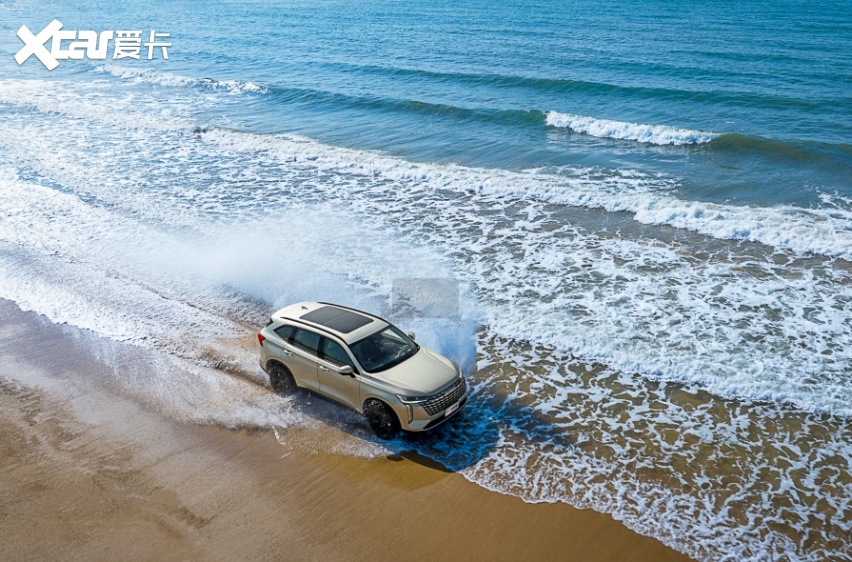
[97,64,269,94]
[0,79,849,258]
[202,128,852,261]
[546,110,718,145]
[0,79,195,131]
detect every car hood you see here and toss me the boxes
[376,346,457,395]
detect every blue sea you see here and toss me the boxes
[1,1,851,560]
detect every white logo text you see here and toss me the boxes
[16,20,171,70]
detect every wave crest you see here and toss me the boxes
[546,110,717,145]
[96,64,269,94]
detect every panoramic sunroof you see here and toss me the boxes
[300,306,374,334]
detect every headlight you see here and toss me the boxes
[396,394,430,404]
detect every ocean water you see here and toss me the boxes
[1,0,851,560]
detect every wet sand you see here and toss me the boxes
[0,302,691,561]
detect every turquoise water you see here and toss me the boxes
[4,0,852,206]
[1,1,851,560]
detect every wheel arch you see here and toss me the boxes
[362,396,401,420]
[265,358,290,374]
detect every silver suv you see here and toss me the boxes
[257,302,467,439]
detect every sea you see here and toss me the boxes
[1,0,850,560]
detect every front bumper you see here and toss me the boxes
[400,390,468,432]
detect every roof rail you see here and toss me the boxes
[280,317,341,340]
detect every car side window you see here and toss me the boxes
[292,328,321,356]
[274,324,295,342]
[321,338,352,367]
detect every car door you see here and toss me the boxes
[317,336,361,409]
[284,327,322,391]
[267,324,296,361]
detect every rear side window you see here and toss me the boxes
[274,324,296,342]
[292,328,321,356]
[321,338,352,367]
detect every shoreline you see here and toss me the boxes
[0,299,691,561]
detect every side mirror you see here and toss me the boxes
[408,332,416,341]
[338,365,354,376]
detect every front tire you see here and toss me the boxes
[269,364,296,396]
[364,400,400,440]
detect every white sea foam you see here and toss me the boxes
[546,110,719,145]
[443,342,852,562]
[201,127,852,260]
[0,78,197,131]
[0,79,849,259]
[96,64,270,94]
[3,110,850,418]
[1,82,850,413]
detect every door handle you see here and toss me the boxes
[319,365,329,372]
[282,349,292,356]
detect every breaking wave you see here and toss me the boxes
[546,110,718,145]
[96,64,269,94]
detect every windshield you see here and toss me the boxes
[349,326,418,373]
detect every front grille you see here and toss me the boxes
[422,378,466,416]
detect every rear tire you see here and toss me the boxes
[364,400,400,440]
[269,364,296,396]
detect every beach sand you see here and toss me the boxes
[0,301,691,561]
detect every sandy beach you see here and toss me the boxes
[0,301,690,561]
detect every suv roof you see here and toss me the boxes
[272,302,388,344]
